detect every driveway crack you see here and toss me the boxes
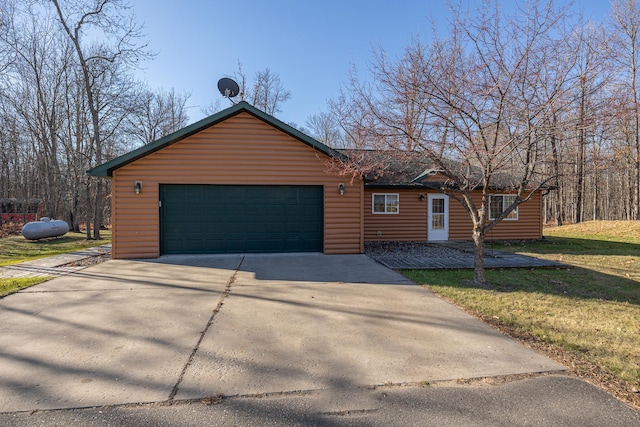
[166,255,245,401]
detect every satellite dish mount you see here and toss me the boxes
[217,77,240,104]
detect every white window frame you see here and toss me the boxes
[489,194,518,220]
[372,193,399,214]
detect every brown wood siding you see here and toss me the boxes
[422,173,447,183]
[364,189,428,241]
[447,197,472,240]
[364,189,543,242]
[111,112,363,258]
[448,191,543,241]
[489,191,543,240]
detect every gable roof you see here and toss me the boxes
[88,101,345,177]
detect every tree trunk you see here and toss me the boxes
[93,180,102,239]
[472,227,487,286]
[72,193,80,232]
[550,117,563,226]
[632,33,640,220]
[575,82,586,224]
[636,146,640,219]
[593,169,598,221]
[85,179,92,240]
[628,149,634,220]
[51,0,103,240]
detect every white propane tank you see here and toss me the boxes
[22,217,69,240]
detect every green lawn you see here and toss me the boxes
[0,230,111,267]
[0,277,51,297]
[0,230,111,297]
[403,220,640,407]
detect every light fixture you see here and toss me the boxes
[338,183,345,195]
[134,181,142,194]
[419,194,425,201]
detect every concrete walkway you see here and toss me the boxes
[0,244,111,279]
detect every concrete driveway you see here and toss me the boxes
[0,254,563,413]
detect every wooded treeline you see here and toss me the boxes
[0,0,189,237]
[528,0,640,224]
[542,0,640,224]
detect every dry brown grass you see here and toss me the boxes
[404,220,640,408]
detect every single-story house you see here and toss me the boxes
[89,101,543,259]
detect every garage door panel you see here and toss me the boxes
[204,239,225,252]
[267,222,286,233]
[160,185,323,254]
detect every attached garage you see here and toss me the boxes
[160,184,323,254]
[89,101,546,256]
[88,101,364,259]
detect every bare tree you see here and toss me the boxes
[0,3,75,221]
[49,0,150,239]
[201,98,222,117]
[205,62,292,116]
[610,0,640,220]
[128,87,190,146]
[249,68,291,115]
[304,111,347,148]
[332,0,575,285]
[0,0,16,73]
[565,22,610,223]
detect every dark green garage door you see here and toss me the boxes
[160,185,323,254]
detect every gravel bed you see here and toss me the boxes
[364,241,472,260]
[60,253,111,268]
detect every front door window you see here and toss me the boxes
[431,198,445,229]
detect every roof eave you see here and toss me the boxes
[365,182,442,189]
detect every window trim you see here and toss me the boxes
[372,193,400,214]
[489,194,518,220]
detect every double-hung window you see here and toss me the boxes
[489,195,518,220]
[372,193,399,214]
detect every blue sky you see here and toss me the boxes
[130,0,612,128]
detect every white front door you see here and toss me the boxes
[428,194,449,241]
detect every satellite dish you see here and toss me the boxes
[217,77,240,98]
